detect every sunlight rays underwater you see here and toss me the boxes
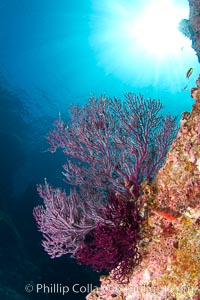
[89,0,198,93]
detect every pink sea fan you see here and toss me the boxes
[34,181,106,258]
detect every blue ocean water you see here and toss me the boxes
[0,0,199,299]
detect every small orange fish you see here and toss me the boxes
[186,67,193,79]
[151,210,177,221]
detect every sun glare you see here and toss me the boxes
[131,0,189,57]
[90,0,195,89]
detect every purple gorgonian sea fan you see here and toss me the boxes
[34,93,178,281]
[47,93,178,197]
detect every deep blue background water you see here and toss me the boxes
[0,0,199,299]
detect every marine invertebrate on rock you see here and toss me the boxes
[76,193,142,283]
[34,181,106,258]
[34,93,178,283]
[86,81,200,300]
[47,93,178,198]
